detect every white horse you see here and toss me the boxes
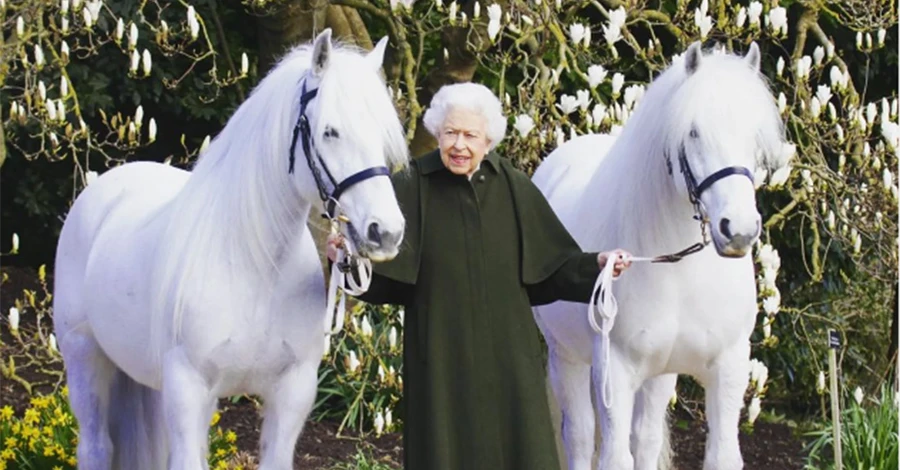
[52,29,409,470]
[532,42,788,470]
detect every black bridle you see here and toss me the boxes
[654,144,754,263]
[288,79,391,220]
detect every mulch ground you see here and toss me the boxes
[1,265,808,469]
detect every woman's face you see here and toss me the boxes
[438,107,491,177]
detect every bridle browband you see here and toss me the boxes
[289,78,391,220]
[655,143,755,263]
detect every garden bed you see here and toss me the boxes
[1,265,807,469]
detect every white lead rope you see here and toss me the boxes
[588,253,657,409]
[324,229,373,337]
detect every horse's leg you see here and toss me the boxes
[703,342,750,470]
[630,374,677,470]
[593,338,638,470]
[548,343,595,470]
[162,347,216,470]
[60,330,117,470]
[258,358,319,470]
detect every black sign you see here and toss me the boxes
[829,330,841,349]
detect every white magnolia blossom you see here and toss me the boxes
[16,16,24,37]
[241,52,249,76]
[826,210,835,230]
[827,103,837,122]
[129,22,138,49]
[200,134,211,154]
[348,350,360,372]
[49,132,59,147]
[45,100,58,121]
[777,92,787,114]
[878,28,886,47]
[34,44,45,67]
[763,294,780,315]
[883,168,894,190]
[135,105,144,127]
[830,65,850,89]
[603,6,626,45]
[575,89,591,112]
[116,18,124,42]
[747,1,763,26]
[61,0,70,14]
[82,6,93,27]
[361,315,373,337]
[142,49,152,76]
[813,46,824,66]
[486,4,502,41]
[374,410,385,435]
[767,7,787,36]
[611,72,624,95]
[796,56,812,80]
[86,0,101,19]
[61,17,69,34]
[49,333,58,353]
[776,56,785,77]
[557,94,578,115]
[385,408,393,428]
[472,1,480,19]
[865,32,872,49]
[748,395,761,424]
[809,97,822,119]
[623,84,644,109]
[817,371,826,393]
[835,124,844,143]
[389,326,398,349]
[513,114,534,137]
[568,23,587,46]
[555,125,565,147]
[61,40,70,60]
[587,64,607,88]
[735,7,746,28]
[591,103,607,127]
[38,80,47,101]
[130,49,140,73]
[187,5,200,40]
[148,118,157,142]
[8,307,19,332]
[866,102,878,126]
[56,99,65,120]
[769,164,791,187]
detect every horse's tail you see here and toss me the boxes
[108,367,168,470]
[657,411,675,470]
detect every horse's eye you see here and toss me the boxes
[324,127,340,139]
[689,127,699,139]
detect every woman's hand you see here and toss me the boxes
[326,232,345,262]
[598,249,633,278]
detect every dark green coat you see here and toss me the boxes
[356,149,601,470]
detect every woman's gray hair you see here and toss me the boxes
[422,82,507,150]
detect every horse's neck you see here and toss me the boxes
[580,133,701,256]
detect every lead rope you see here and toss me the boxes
[323,213,373,338]
[588,232,711,409]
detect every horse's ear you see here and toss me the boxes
[684,41,702,75]
[312,28,333,77]
[745,42,761,72]
[366,36,390,71]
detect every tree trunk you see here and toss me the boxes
[255,0,329,76]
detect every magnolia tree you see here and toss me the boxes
[2,0,897,434]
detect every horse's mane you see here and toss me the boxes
[574,46,785,251]
[150,41,408,359]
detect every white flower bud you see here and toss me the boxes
[129,22,138,49]
[8,307,19,331]
[856,32,863,49]
[473,1,480,20]
[813,46,824,66]
[45,100,58,121]
[83,6,93,28]
[61,0,70,15]
[200,135,210,154]
[148,118,157,142]
[130,49,140,73]
[141,49,152,76]
[878,28,886,47]
[817,371,826,393]
[34,44,45,67]
[748,396,761,424]
[134,105,144,127]
[776,56,784,77]
[16,16,24,37]
[240,52,249,76]
[49,333,58,352]
[61,17,69,34]
[11,234,19,253]
[116,18,124,43]
[38,80,47,101]
[374,410,385,435]
[853,386,864,405]
[49,132,59,147]
[56,99,65,120]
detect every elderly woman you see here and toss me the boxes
[328,82,631,470]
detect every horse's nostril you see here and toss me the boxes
[720,218,733,239]
[367,222,382,245]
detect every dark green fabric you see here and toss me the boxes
[356,149,601,470]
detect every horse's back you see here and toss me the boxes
[531,133,617,219]
[54,162,189,341]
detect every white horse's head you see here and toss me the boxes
[284,30,409,261]
[661,41,786,257]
